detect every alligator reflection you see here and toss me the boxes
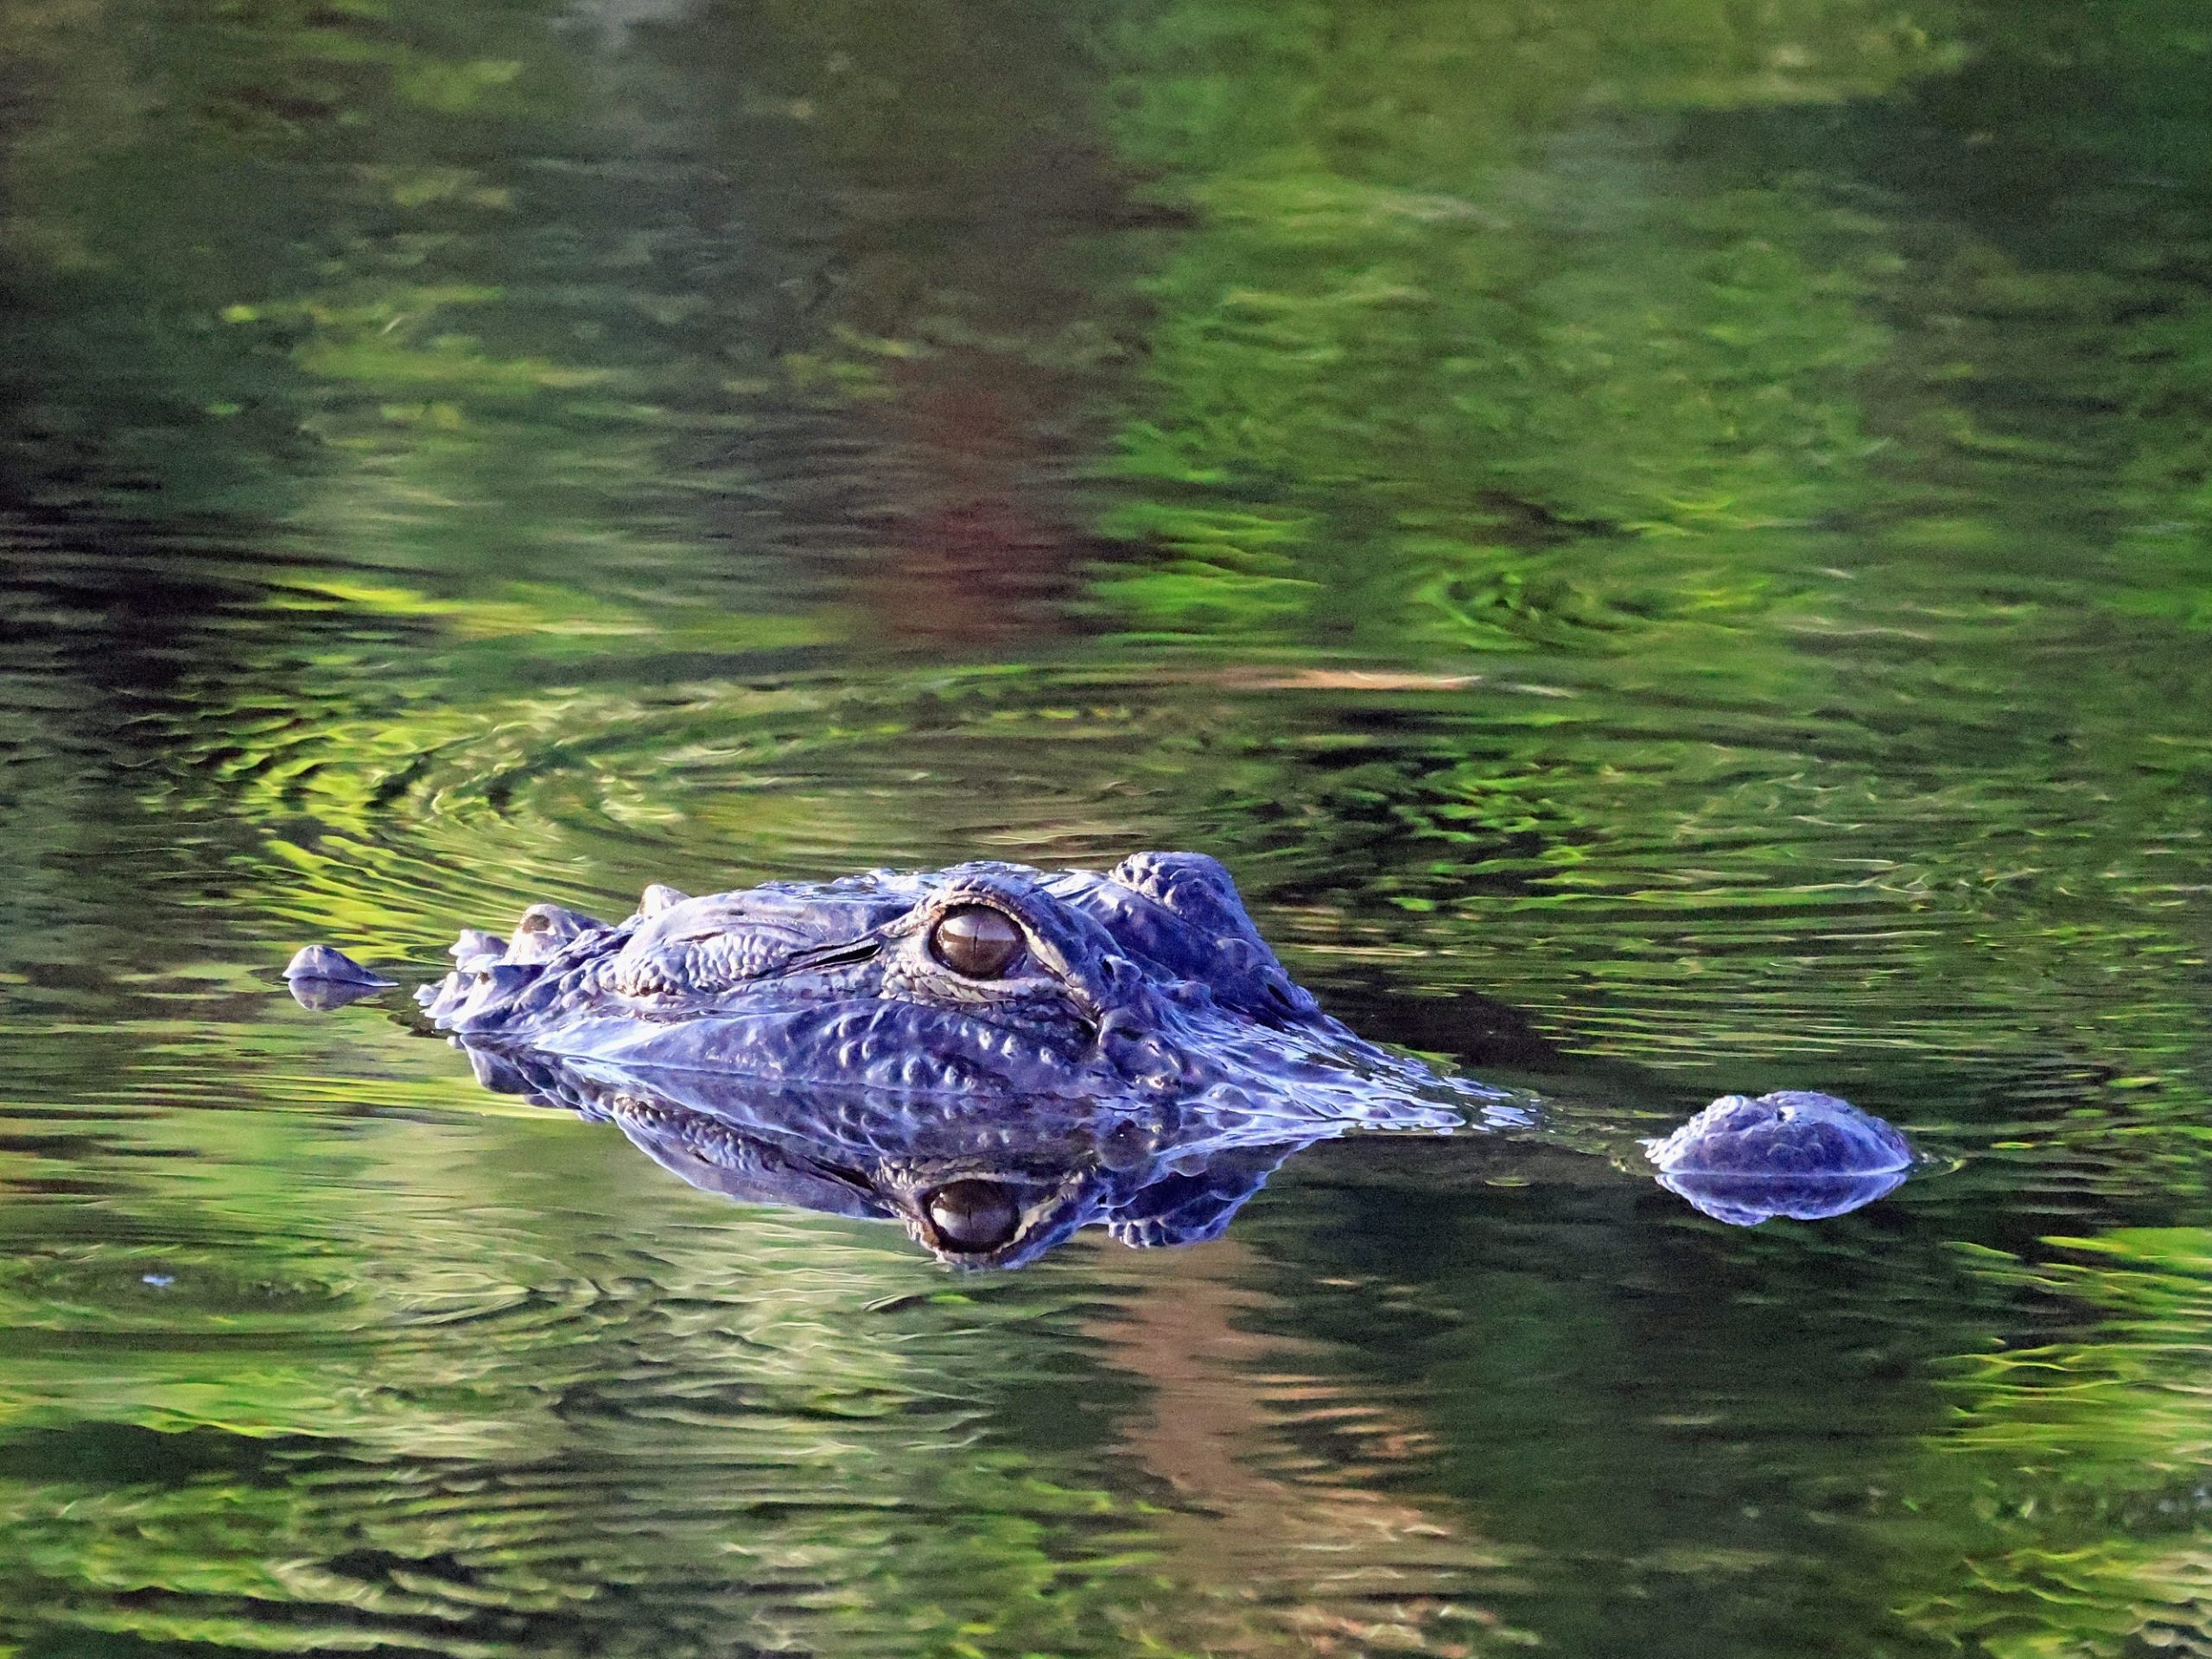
[452,1046,1916,1265]
[1656,1167,1908,1225]
[458,1041,1338,1269]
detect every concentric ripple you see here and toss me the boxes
[149,632,2212,1104]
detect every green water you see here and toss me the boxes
[3,0,2211,1651]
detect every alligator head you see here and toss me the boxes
[416,851,1520,1130]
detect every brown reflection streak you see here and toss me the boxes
[853,349,1086,644]
[1087,1240,1508,1655]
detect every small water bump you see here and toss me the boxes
[0,1247,359,1333]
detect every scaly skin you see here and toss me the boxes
[416,852,1517,1130]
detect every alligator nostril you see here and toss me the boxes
[923,1180,1020,1253]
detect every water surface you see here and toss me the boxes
[3,0,2211,1653]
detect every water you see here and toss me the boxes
[3,0,2211,1651]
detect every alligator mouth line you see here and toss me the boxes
[804,1156,879,1197]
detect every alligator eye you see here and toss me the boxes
[929,906,1022,978]
[924,1180,1021,1253]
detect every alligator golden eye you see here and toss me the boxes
[925,1180,1021,1253]
[929,906,1022,978]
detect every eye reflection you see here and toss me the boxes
[929,906,1023,978]
[923,1179,1022,1252]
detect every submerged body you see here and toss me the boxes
[1643,1090,1915,1224]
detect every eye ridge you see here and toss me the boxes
[929,904,1024,979]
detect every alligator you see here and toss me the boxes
[289,850,1916,1260]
